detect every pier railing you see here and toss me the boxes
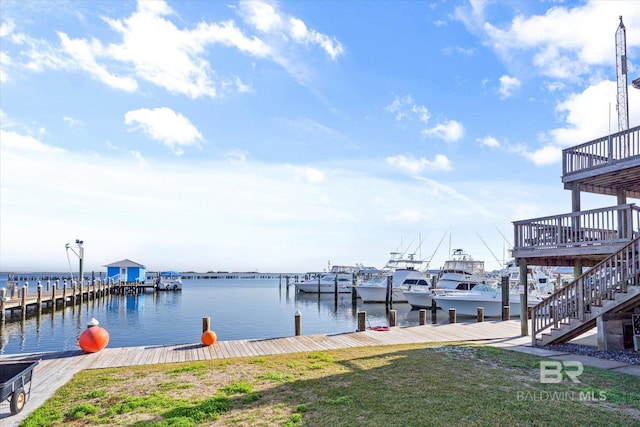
[531,236,640,343]
[513,204,640,252]
[562,125,640,176]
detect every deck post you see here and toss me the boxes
[37,282,42,313]
[419,309,426,325]
[0,288,5,322]
[448,308,456,324]
[21,283,27,317]
[51,282,57,308]
[389,309,396,327]
[477,307,484,322]
[519,259,528,336]
[357,311,366,332]
[501,275,509,320]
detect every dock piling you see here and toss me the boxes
[357,311,366,332]
[294,311,301,336]
[477,307,484,322]
[448,308,456,324]
[419,308,426,325]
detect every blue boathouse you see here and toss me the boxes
[105,259,146,283]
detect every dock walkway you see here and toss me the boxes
[1,320,637,425]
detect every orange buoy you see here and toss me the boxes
[79,318,109,353]
[201,330,217,346]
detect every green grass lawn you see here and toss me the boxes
[21,343,640,426]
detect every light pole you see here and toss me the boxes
[66,239,84,291]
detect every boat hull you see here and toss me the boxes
[354,285,408,303]
[295,283,352,293]
[403,289,434,308]
[433,294,537,317]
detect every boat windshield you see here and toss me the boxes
[473,284,499,293]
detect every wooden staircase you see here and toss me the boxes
[532,236,640,346]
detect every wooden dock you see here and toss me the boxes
[0,280,176,321]
[0,320,529,424]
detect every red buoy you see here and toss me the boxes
[201,330,217,346]
[79,318,109,353]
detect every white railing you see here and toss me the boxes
[562,125,640,176]
[531,236,640,344]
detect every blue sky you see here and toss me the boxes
[1,0,639,274]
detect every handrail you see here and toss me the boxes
[513,204,640,251]
[562,125,640,176]
[531,236,640,344]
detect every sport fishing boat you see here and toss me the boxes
[354,251,430,303]
[404,249,496,308]
[294,264,377,293]
[432,283,544,317]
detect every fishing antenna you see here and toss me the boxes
[475,232,503,267]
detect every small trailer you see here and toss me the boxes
[0,360,38,415]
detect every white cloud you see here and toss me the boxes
[239,1,344,61]
[499,74,520,98]
[477,135,500,148]
[0,129,63,152]
[124,107,203,155]
[58,32,138,92]
[386,95,430,123]
[549,80,616,147]
[224,149,248,164]
[421,120,464,142]
[386,154,451,175]
[460,1,640,81]
[4,0,341,98]
[290,165,326,183]
[63,116,81,127]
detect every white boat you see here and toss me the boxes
[404,249,495,309]
[354,252,430,303]
[435,249,496,290]
[159,271,182,291]
[501,263,556,296]
[432,283,543,317]
[294,265,377,293]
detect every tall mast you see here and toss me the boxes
[615,16,629,132]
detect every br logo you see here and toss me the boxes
[539,361,583,383]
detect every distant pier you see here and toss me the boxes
[0,277,176,322]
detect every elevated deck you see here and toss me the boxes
[562,125,640,197]
[513,204,640,266]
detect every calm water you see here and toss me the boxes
[0,277,455,355]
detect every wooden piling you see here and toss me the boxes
[0,288,5,322]
[503,305,510,320]
[448,308,456,324]
[419,308,426,325]
[431,299,437,323]
[389,309,396,327]
[357,311,366,332]
[202,316,211,333]
[294,311,301,336]
[385,276,392,306]
[477,307,484,322]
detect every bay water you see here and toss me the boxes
[0,277,458,355]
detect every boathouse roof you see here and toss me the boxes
[104,259,146,268]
